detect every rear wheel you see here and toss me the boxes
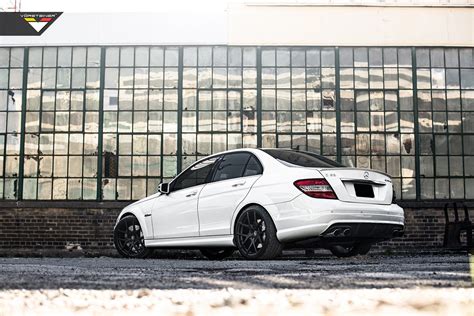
[114,215,152,258]
[329,243,371,258]
[234,206,282,260]
[200,248,234,260]
[356,243,372,255]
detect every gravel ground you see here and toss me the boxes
[0,253,472,315]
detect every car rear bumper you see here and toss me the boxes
[267,193,405,243]
[321,222,404,239]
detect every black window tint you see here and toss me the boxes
[213,153,251,182]
[243,156,263,177]
[263,149,344,168]
[173,157,217,191]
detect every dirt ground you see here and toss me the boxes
[0,252,472,315]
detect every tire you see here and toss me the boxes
[200,248,234,260]
[114,215,152,258]
[330,243,372,258]
[356,243,372,255]
[234,205,282,260]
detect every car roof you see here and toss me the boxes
[204,148,262,157]
[201,147,319,160]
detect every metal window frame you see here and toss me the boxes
[1,45,473,202]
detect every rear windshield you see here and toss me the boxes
[262,149,345,168]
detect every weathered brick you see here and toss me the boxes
[0,207,471,255]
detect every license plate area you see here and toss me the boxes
[354,183,374,198]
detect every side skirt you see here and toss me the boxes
[144,235,235,248]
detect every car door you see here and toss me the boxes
[198,152,263,236]
[151,156,218,239]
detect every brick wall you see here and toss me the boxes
[377,208,446,250]
[0,207,121,256]
[0,205,471,256]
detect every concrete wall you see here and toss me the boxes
[227,5,474,46]
[1,5,472,46]
[0,12,228,46]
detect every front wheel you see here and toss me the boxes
[114,215,152,258]
[234,206,282,260]
[200,248,234,260]
[329,243,372,258]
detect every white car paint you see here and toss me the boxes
[151,184,204,239]
[115,148,405,248]
[198,175,261,236]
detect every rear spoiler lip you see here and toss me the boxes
[339,178,387,185]
[317,167,392,179]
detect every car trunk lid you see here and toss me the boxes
[317,168,393,205]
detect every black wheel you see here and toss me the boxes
[200,248,234,260]
[234,205,282,260]
[330,243,371,258]
[114,215,152,258]
[356,243,372,255]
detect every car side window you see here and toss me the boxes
[212,153,251,182]
[243,156,263,177]
[172,157,218,191]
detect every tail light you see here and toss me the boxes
[392,188,397,204]
[294,179,337,199]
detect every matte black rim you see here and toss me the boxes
[236,209,267,256]
[115,217,146,257]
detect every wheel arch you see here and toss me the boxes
[230,202,275,235]
[115,207,152,239]
[119,212,135,220]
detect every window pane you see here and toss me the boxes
[461,69,474,89]
[213,47,227,67]
[183,47,197,66]
[339,48,353,67]
[243,156,263,177]
[57,47,72,67]
[262,49,275,67]
[213,153,250,181]
[173,156,217,190]
[87,47,101,67]
[72,47,87,67]
[135,47,149,67]
[460,48,474,67]
[43,47,57,67]
[0,48,9,66]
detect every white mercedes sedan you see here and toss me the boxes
[114,148,405,260]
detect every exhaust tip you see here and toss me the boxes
[325,226,351,237]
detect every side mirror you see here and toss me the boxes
[158,182,170,194]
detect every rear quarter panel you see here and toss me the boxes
[230,151,325,234]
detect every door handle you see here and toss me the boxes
[231,181,246,187]
[186,191,197,197]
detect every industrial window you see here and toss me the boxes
[23,47,100,200]
[261,47,336,164]
[339,47,416,199]
[102,46,178,200]
[416,48,474,199]
[1,46,473,201]
[181,46,258,171]
[0,47,23,199]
